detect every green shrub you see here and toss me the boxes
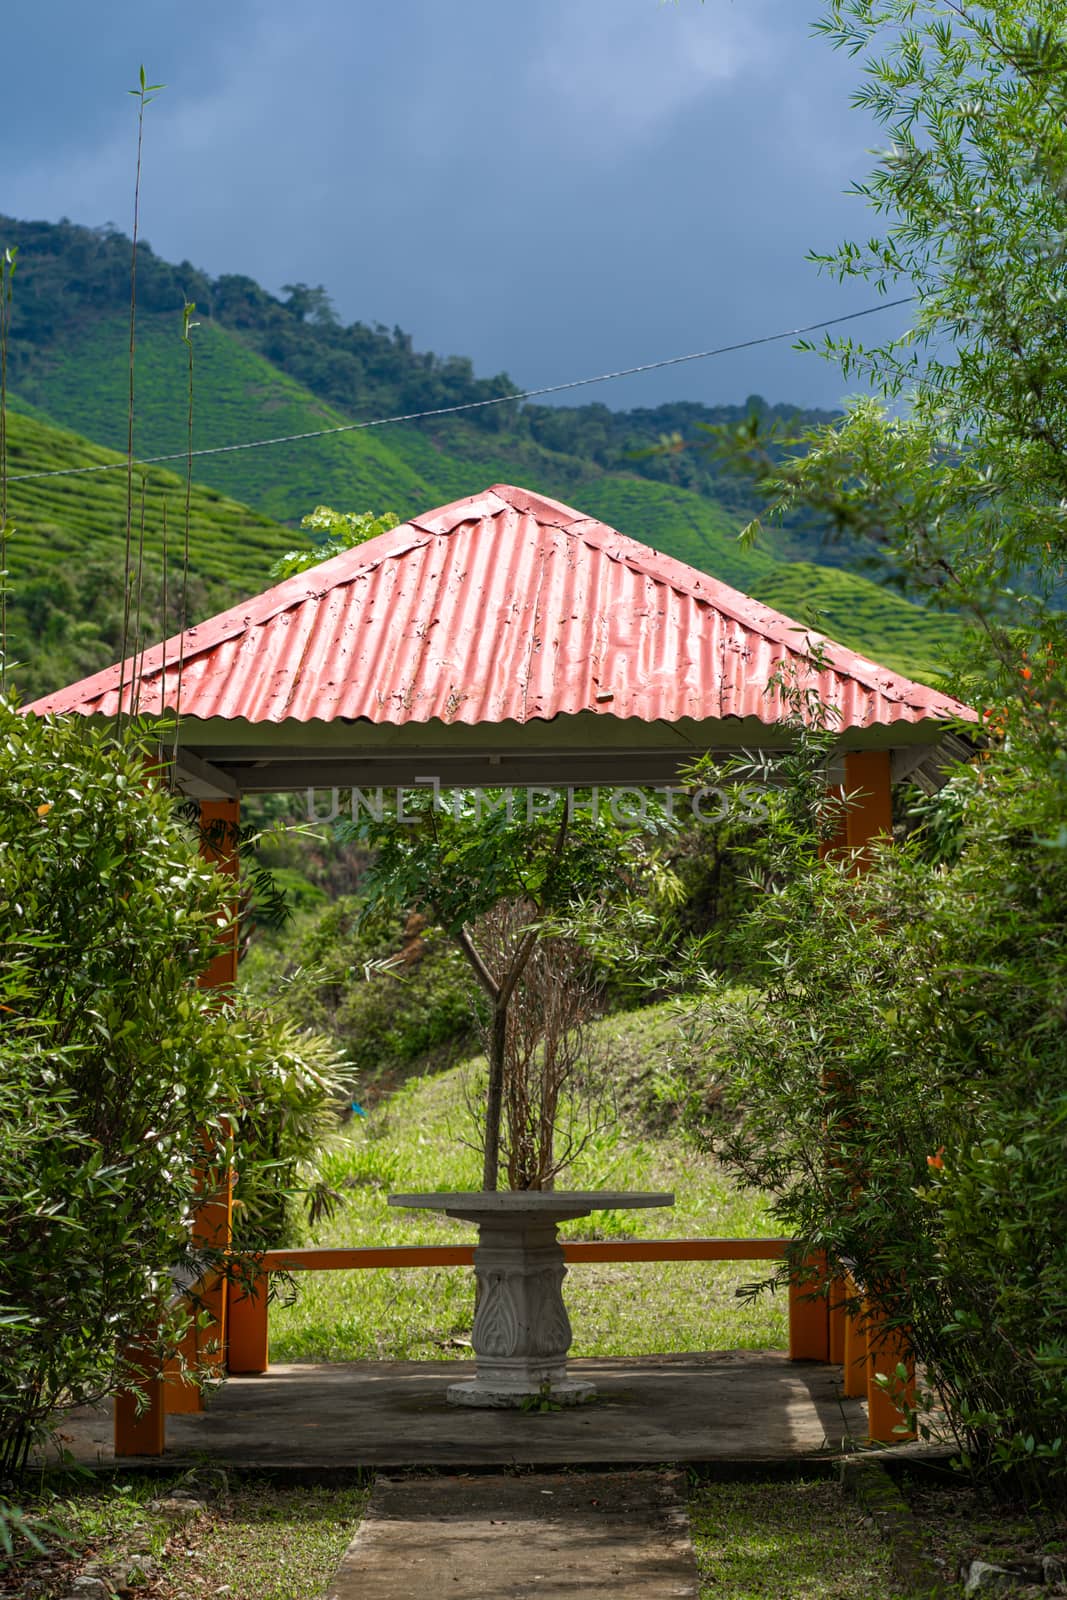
[0,699,353,1467]
[217,1002,348,1248]
[0,703,233,1475]
[696,729,1067,1493]
[254,898,476,1092]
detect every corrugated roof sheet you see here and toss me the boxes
[25,483,976,731]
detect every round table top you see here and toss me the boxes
[388,1190,674,1216]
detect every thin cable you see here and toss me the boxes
[8,295,914,484]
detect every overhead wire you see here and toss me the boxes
[7,295,915,484]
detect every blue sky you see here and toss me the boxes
[4,1,902,412]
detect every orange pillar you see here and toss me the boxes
[788,1251,830,1361]
[865,1300,917,1443]
[828,1276,848,1365]
[816,779,858,1368]
[163,1316,207,1415]
[195,797,240,1378]
[191,1151,233,1380]
[227,1271,270,1374]
[114,1339,165,1457]
[841,1275,869,1398]
[841,753,916,1438]
[843,750,893,859]
[792,782,851,1365]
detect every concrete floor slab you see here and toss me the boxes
[326,1470,700,1600]
[53,1351,866,1471]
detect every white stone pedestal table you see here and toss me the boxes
[387,1191,673,1408]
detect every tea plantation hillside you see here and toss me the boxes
[3,408,290,700]
[10,310,435,527]
[5,403,958,699]
[0,212,841,559]
[750,563,966,683]
[8,307,780,595]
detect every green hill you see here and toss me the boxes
[7,306,776,590]
[3,409,290,700]
[10,310,433,525]
[6,304,785,601]
[4,404,957,702]
[0,215,837,519]
[751,563,966,683]
[0,213,847,563]
[0,215,962,695]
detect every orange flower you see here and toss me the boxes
[926,1147,945,1170]
[36,802,52,817]
[1020,666,1032,681]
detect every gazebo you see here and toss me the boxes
[26,482,976,1454]
[28,482,971,797]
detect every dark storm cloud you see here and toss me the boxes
[5,1,903,411]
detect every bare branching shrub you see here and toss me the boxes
[462,902,613,1190]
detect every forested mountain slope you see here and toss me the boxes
[0,214,962,694]
[0,212,845,564]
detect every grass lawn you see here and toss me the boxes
[2,1473,368,1600]
[689,1480,908,1599]
[268,1004,787,1363]
[6,1473,953,1600]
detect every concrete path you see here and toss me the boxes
[55,1351,865,1470]
[327,1471,700,1600]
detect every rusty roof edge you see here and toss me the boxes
[24,523,437,715]
[558,511,974,721]
[408,485,515,536]
[56,700,980,734]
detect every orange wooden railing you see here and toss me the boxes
[113,1237,912,1456]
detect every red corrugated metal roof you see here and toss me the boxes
[24,483,976,731]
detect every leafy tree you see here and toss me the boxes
[0,705,233,1474]
[724,1,1067,642]
[347,790,674,1189]
[269,504,398,581]
[281,282,339,327]
[684,0,1067,1489]
[0,697,349,1475]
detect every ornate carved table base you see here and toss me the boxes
[388,1191,673,1409]
[450,1212,591,1407]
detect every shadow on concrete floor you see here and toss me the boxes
[51,1350,868,1472]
